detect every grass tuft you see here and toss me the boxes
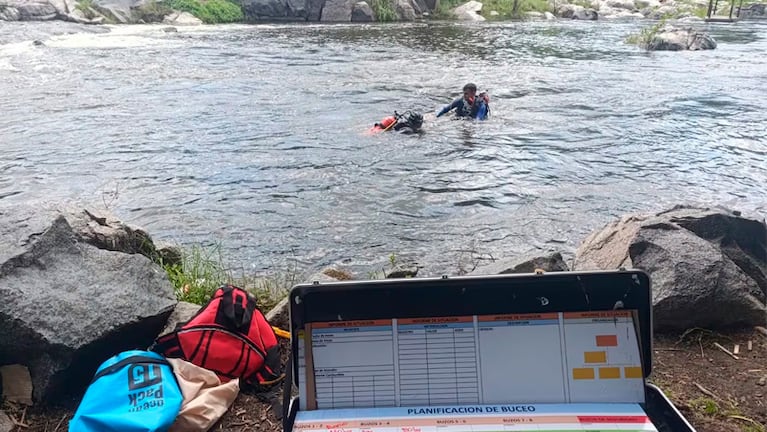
[489,0,552,18]
[166,0,244,23]
[134,0,173,22]
[160,244,295,311]
[625,19,666,48]
[369,0,398,21]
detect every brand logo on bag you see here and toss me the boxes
[127,364,165,412]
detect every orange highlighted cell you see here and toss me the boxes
[599,367,621,379]
[478,313,559,322]
[398,316,473,325]
[584,351,607,363]
[596,335,618,347]
[564,311,631,319]
[624,366,643,379]
[572,368,595,380]
[312,319,392,328]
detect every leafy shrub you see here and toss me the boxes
[369,0,398,21]
[625,19,666,48]
[167,0,244,23]
[134,0,173,22]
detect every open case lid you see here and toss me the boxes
[288,269,653,389]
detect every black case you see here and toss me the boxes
[284,270,696,432]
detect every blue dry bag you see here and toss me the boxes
[69,350,183,432]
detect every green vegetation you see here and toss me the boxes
[161,244,296,311]
[134,0,173,22]
[75,0,100,20]
[687,397,765,432]
[483,0,552,19]
[433,0,463,18]
[625,19,666,47]
[369,0,398,22]
[166,0,244,23]
[433,0,553,20]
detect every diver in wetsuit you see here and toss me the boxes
[436,83,489,120]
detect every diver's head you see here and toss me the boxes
[463,83,477,101]
[407,112,424,130]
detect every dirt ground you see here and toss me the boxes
[651,329,766,432]
[4,329,765,432]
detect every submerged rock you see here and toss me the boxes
[385,263,420,279]
[452,0,484,20]
[646,26,717,51]
[0,203,177,403]
[470,252,569,275]
[574,206,766,330]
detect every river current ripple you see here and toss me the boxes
[1,21,765,275]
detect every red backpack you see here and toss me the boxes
[154,285,282,386]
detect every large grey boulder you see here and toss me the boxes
[556,3,598,19]
[574,206,766,331]
[737,2,766,18]
[410,0,428,13]
[395,0,416,20]
[321,0,353,20]
[351,0,373,21]
[92,0,141,22]
[306,0,324,19]
[452,0,484,20]
[605,0,635,10]
[470,252,569,275]
[240,0,287,19]
[241,0,309,19]
[159,301,200,336]
[163,10,203,24]
[0,204,177,403]
[0,0,58,21]
[645,26,717,51]
[423,0,437,11]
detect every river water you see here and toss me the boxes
[1,20,765,276]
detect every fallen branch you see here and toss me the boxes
[693,382,718,399]
[53,414,68,432]
[228,420,257,427]
[713,342,739,360]
[756,326,767,338]
[654,348,686,351]
[728,414,764,429]
[10,414,29,428]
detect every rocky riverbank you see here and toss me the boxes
[2,0,766,24]
[0,202,765,431]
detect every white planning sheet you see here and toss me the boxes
[297,311,645,410]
